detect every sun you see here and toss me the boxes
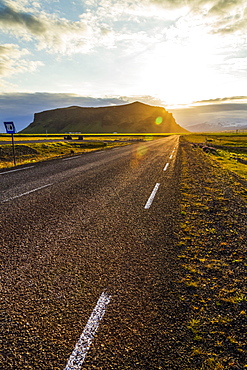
[138,32,220,106]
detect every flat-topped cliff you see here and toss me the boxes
[22,101,188,134]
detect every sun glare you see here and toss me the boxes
[139,26,222,106]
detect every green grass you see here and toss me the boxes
[183,132,247,147]
[0,133,177,169]
[178,143,247,369]
[0,133,174,139]
[0,139,131,169]
[182,133,247,181]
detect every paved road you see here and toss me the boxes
[1,136,185,369]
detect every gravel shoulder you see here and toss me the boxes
[177,139,247,369]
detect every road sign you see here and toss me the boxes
[3,121,16,165]
[4,121,16,134]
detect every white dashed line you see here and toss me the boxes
[144,183,160,209]
[62,156,81,161]
[2,183,52,202]
[163,163,169,171]
[0,166,34,175]
[169,154,173,159]
[64,291,111,370]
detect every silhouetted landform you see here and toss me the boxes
[21,101,188,134]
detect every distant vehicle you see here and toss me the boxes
[64,135,72,140]
[78,135,84,140]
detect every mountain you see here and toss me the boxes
[21,101,188,134]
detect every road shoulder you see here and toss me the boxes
[177,140,247,369]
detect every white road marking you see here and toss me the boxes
[94,150,104,154]
[2,183,52,202]
[62,156,81,161]
[0,166,34,175]
[169,154,173,159]
[163,163,169,171]
[144,183,160,209]
[64,291,111,370]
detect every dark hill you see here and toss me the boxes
[21,101,188,134]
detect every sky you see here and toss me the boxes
[0,0,247,132]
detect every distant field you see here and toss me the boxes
[183,132,247,147]
[0,133,170,169]
[182,133,247,181]
[0,137,134,169]
[0,133,173,141]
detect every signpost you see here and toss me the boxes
[4,121,16,166]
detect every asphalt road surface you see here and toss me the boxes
[1,135,186,370]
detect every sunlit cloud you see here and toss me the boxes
[193,96,247,105]
[0,0,246,106]
[0,43,43,77]
[0,3,90,54]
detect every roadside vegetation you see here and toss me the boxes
[0,135,142,169]
[177,139,247,369]
[0,133,172,169]
[182,133,247,182]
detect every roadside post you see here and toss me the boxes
[4,121,16,166]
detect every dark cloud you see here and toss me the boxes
[150,0,245,11]
[194,96,247,104]
[0,5,46,35]
[208,0,243,14]
[213,18,247,34]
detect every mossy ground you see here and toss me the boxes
[177,140,247,369]
[182,133,247,182]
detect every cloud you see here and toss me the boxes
[193,96,247,105]
[149,0,247,34]
[0,0,246,59]
[119,95,166,106]
[0,43,43,77]
[0,4,46,34]
[0,4,89,54]
[208,0,244,15]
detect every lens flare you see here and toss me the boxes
[155,116,163,125]
[136,145,148,159]
[130,144,148,168]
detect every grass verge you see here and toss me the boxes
[0,140,131,169]
[177,140,247,369]
[182,133,247,182]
